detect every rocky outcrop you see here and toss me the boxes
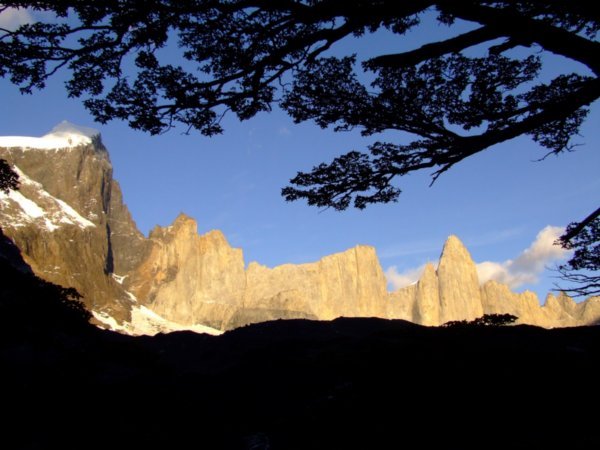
[126,219,390,329]
[127,214,245,330]
[106,179,150,276]
[481,281,600,328]
[436,236,484,323]
[387,284,416,322]
[414,263,440,325]
[239,245,388,328]
[481,280,551,327]
[127,215,600,330]
[579,297,600,325]
[0,128,135,321]
[2,123,599,333]
[543,292,600,327]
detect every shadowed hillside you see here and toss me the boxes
[1,235,599,449]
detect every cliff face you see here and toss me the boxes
[386,247,600,328]
[127,214,246,330]
[125,216,389,330]
[0,131,136,321]
[1,123,599,334]
[240,245,388,328]
[481,281,548,326]
[126,213,600,331]
[414,263,439,325]
[436,236,484,323]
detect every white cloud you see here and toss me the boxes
[278,127,291,136]
[385,263,433,290]
[475,225,570,289]
[385,226,571,291]
[0,6,33,30]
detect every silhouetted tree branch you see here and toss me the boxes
[367,26,504,69]
[555,209,600,297]
[0,1,597,248]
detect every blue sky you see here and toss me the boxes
[1,8,598,301]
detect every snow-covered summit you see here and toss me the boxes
[0,120,100,150]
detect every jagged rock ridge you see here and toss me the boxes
[1,123,599,333]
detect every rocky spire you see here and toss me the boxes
[436,235,484,324]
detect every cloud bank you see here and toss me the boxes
[475,225,569,289]
[385,226,570,291]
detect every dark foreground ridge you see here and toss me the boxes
[1,231,600,449]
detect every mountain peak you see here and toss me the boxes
[0,120,99,150]
[148,213,198,239]
[438,234,477,268]
[437,234,483,322]
[172,212,197,228]
[422,262,437,277]
[441,234,467,254]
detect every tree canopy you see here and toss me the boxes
[1,1,598,289]
[0,1,597,206]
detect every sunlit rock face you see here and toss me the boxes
[1,123,599,333]
[127,214,246,330]
[436,235,485,323]
[414,263,440,326]
[240,245,388,328]
[480,280,550,326]
[0,123,142,321]
[122,220,600,330]
[127,221,389,330]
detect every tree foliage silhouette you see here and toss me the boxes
[0,1,598,287]
[556,208,600,297]
[442,313,518,328]
[0,159,19,193]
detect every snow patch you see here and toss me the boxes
[0,167,95,231]
[2,189,45,218]
[92,311,124,332]
[0,120,99,150]
[112,273,128,284]
[92,306,223,336]
[53,198,95,228]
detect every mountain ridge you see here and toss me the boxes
[1,124,599,333]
